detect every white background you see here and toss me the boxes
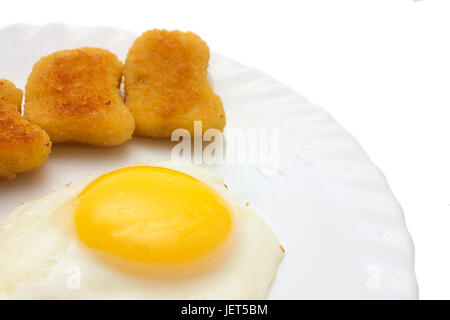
[1,0,448,299]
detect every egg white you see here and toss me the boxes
[0,161,283,299]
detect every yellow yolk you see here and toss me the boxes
[75,166,233,269]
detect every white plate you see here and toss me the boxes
[0,23,418,299]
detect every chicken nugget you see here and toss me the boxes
[0,80,51,180]
[124,30,225,138]
[24,47,135,147]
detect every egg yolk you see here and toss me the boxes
[75,166,233,268]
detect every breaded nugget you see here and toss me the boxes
[0,80,51,180]
[24,47,135,147]
[124,30,225,138]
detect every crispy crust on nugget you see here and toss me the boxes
[0,80,51,180]
[124,30,225,138]
[24,47,135,147]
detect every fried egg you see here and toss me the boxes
[0,161,283,299]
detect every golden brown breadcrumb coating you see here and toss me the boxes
[0,80,51,180]
[24,47,135,147]
[124,30,225,138]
